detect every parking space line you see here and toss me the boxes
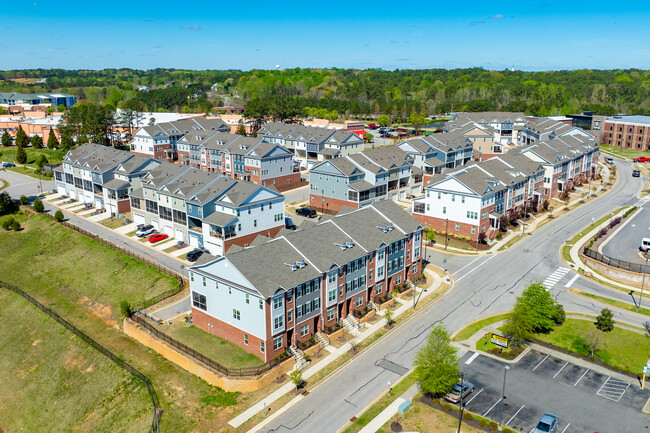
[574,369,590,387]
[561,423,571,433]
[483,397,502,417]
[597,377,630,402]
[465,352,480,364]
[533,354,549,371]
[465,388,483,405]
[553,362,568,378]
[506,404,525,425]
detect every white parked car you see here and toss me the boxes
[136,224,155,237]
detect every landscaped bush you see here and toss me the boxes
[54,209,64,222]
[442,403,452,412]
[463,412,473,421]
[491,347,500,355]
[489,421,498,431]
[623,207,637,218]
[19,195,28,205]
[1,217,13,230]
[10,220,20,231]
[479,420,487,427]
[597,227,608,238]
[32,199,44,212]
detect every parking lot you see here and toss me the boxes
[458,350,650,432]
[601,201,650,265]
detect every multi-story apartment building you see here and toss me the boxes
[446,121,503,161]
[177,132,300,189]
[448,112,526,145]
[602,115,650,151]
[0,92,76,114]
[129,118,230,161]
[308,146,419,213]
[53,143,158,215]
[519,118,594,145]
[259,122,364,169]
[412,134,598,241]
[188,200,423,362]
[129,163,285,255]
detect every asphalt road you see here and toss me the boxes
[259,159,649,433]
[601,201,650,265]
[458,350,649,433]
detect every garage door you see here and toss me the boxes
[107,204,117,216]
[95,198,103,209]
[133,213,145,225]
[175,228,184,243]
[163,225,174,236]
[68,189,76,200]
[57,185,66,196]
[84,191,94,203]
[189,235,199,248]
[151,219,159,230]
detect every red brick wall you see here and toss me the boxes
[309,194,358,213]
[191,307,267,362]
[413,213,481,241]
[223,225,283,251]
[262,172,301,189]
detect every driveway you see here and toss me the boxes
[458,350,649,433]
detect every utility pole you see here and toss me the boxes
[445,218,449,250]
[321,189,324,215]
[640,254,648,311]
[499,365,510,431]
[457,372,466,433]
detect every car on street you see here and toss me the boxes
[640,237,650,252]
[533,413,558,432]
[632,169,641,177]
[295,207,317,218]
[605,157,614,164]
[186,248,206,262]
[136,224,155,237]
[2,162,16,167]
[443,381,474,403]
[634,156,649,163]
[148,233,169,243]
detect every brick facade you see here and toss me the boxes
[309,193,358,213]
[223,225,283,252]
[603,120,650,151]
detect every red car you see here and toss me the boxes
[634,157,650,163]
[148,233,168,243]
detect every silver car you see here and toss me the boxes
[533,413,559,433]
[443,381,474,403]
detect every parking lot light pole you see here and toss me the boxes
[639,254,648,311]
[457,372,465,433]
[499,365,510,431]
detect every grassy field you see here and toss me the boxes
[452,313,509,342]
[100,213,131,229]
[535,319,650,372]
[164,322,265,369]
[0,210,246,432]
[577,292,650,317]
[0,289,152,433]
[0,146,65,166]
[599,144,650,160]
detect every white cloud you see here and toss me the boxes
[490,14,504,19]
[180,25,200,31]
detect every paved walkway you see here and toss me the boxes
[358,382,421,433]
[230,268,446,430]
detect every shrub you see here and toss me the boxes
[489,421,498,431]
[496,233,502,239]
[491,347,500,355]
[11,220,21,231]
[463,412,474,421]
[442,403,452,412]
[119,301,133,318]
[479,420,487,427]
[588,355,596,361]
[54,209,64,222]
[597,228,608,238]
[1,217,13,230]
[19,195,28,205]
[304,354,310,362]
[335,322,341,328]
[33,199,44,212]
[301,342,306,348]
[327,326,332,333]
[568,349,574,355]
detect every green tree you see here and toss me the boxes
[19,195,28,205]
[61,133,74,149]
[426,229,436,243]
[1,217,13,230]
[384,307,394,326]
[289,369,303,390]
[517,282,560,333]
[409,112,425,133]
[58,102,115,146]
[502,303,534,345]
[595,308,614,332]
[377,114,390,127]
[31,135,43,149]
[120,301,133,318]
[0,191,18,215]
[36,154,49,171]
[414,322,459,396]
[10,219,21,231]
[363,132,373,143]
[33,199,44,212]
[236,121,247,136]
[15,126,29,148]
[47,132,60,149]
[1,130,11,147]
[15,144,27,164]
[54,209,64,222]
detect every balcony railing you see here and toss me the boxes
[209,230,236,239]
[188,226,203,234]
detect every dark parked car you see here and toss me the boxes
[136,224,155,237]
[632,169,641,177]
[2,162,16,168]
[444,381,474,403]
[533,413,558,433]
[186,248,205,262]
[296,207,317,218]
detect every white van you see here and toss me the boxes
[641,238,650,252]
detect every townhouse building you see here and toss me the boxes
[519,118,594,146]
[188,200,423,362]
[129,164,285,255]
[53,143,158,214]
[602,115,650,151]
[448,112,526,145]
[446,121,503,161]
[0,92,76,114]
[412,135,598,241]
[397,132,475,183]
[259,122,364,169]
[177,132,300,189]
[129,118,230,161]
[308,146,419,213]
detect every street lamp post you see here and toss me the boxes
[445,218,449,250]
[499,365,510,431]
[321,189,324,216]
[457,372,466,433]
[640,254,649,311]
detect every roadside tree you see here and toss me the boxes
[414,322,459,396]
[33,199,44,212]
[47,132,60,149]
[1,130,11,147]
[31,135,43,149]
[54,210,64,222]
[377,114,390,127]
[0,191,18,215]
[15,144,27,164]
[15,126,29,148]
[583,328,601,356]
[595,308,614,332]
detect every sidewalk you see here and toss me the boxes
[358,382,421,433]
[229,267,447,430]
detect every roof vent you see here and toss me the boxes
[377,225,394,233]
[285,260,307,271]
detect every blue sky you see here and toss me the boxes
[2,0,650,71]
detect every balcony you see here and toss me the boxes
[188,225,203,234]
[209,229,236,239]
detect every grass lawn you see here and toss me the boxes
[5,165,46,179]
[535,319,650,372]
[0,210,246,432]
[164,321,265,369]
[0,179,7,190]
[577,292,650,317]
[0,211,179,322]
[599,144,650,160]
[0,289,152,433]
[100,216,130,229]
[0,146,65,166]
[452,314,509,342]
[568,205,629,245]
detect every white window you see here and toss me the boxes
[356,295,363,306]
[328,289,336,302]
[244,334,248,345]
[274,336,283,350]
[300,324,309,337]
[273,297,283,310]
[260,341,265,353]
[327,309,335,321]
[376,283,383,294]
[233,309,241,320]
[287,309,293,322]
[396,275,401,284]
[274,315,284,330]
[245,294,250,304]
[259,299,263,309]
[192,292,207,311]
